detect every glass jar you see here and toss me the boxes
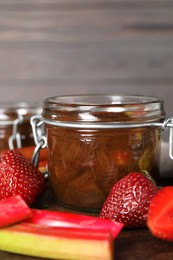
[41,94,165,213]
[0,102,42,151]
[0,108,19,151]
[14,102,43,148]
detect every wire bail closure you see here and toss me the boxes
[30,115,47,167]
[161,117,173,160]
[30,115,173,163]
[8,115,23,149]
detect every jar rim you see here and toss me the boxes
[43,94,163,106]
[0,101,42,116]
[42,94,165,125]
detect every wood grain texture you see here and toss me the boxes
[0,0,172,117]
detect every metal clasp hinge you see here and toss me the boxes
[161,117,173,160]
[8,115,23,149]
[30,115,173,163]
[30,115,47,168]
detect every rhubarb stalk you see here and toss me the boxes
[27,209,123,239]
[0,222,114,260]
[0,195,32,228]
[0,196,123,259]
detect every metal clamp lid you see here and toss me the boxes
[164,118,173,160]
[8,115,24,149]
[30,115,47,167]
[30,115,173,162]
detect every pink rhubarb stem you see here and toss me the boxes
[0,222,114,260]
[26,208,123,239]
[0,195,32,228]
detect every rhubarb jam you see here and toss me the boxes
[42,95,165,212]
[0,108,18,151]
[0,102,42,151]
[15,102,43,147]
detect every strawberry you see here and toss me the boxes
[0,150,46,205]
[100,172,159,228]
[1,146,48,173]
[147,186,173,241]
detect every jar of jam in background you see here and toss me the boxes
[0,108,19,151]
[41,94,165,213]
[0,102,42,151]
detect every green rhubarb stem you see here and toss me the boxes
[0,222,114,260]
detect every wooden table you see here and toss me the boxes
[1,178,173,260]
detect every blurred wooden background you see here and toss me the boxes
[0,0,173,116]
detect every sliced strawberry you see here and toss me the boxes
[100,172,159,228]
[147,186,173,241]
[0,150,46,205]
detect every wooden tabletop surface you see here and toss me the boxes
[0,177,173,260]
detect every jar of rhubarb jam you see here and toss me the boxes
[14,102,43,148]
[0,108,19,151]
[0,102,42,151]
[41,94,166,212]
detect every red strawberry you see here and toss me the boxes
[147,186,173,241]
[1,146,48,173]
[100,172,159,228]
[0,150,46,205]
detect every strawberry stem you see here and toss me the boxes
[141,170,156,185]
